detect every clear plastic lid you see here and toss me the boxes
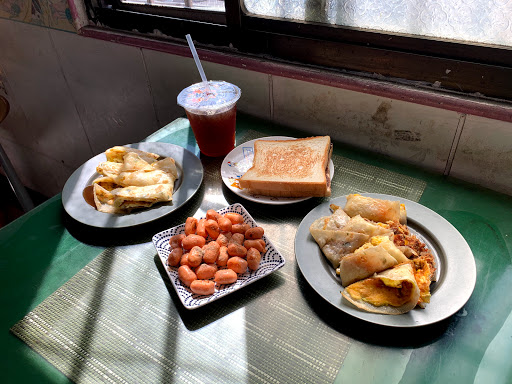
[177,81,241,115]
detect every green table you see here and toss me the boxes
[1,113,511,383]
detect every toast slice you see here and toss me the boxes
[239,136,332,197]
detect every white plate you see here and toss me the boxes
[153,203,286,309]
[295,193,477,327]
[62,142,203,228]
[221,136,334,205]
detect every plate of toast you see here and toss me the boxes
[221,136,334,205]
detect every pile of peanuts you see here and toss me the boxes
[167,209,266,296]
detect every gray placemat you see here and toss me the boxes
[239,130,426,202]
[11,243,350,383]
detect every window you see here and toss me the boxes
[87,0,512,101]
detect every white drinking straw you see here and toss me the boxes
[186,34,209,85]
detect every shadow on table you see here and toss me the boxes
[221,183,328,223]
[154,254,287,331]
[295,265,451,348]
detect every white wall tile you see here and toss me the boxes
[142,50,200,127]
[272,76,461,173]
[0,20,91,170]
[143,49,271,127]
[1,137,74,197]
[51,29,160,155]
[0,64,31,147]
[201,61,270,120]
[450,115,512,195]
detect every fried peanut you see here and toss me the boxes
[169,233,186,249]
[245,226,264,240]
[167,247,183,267]
[217,246,229,267]
[243,239,266,253]
[205,219,221,240]
[196,218,207,238]
[247,248,262,271]
[188,246,204,267]
[203,241,220,263]
[206,209,221,221]
[185,217,198,236]
[176,208,267,294]
[190,280,215,295]
[214,269,238,285]
[180,253,189,266]
[217,216,233,232]
[178,265,197,287]
[182,234,206,250]
[216,233,231,247]
[227,257,248,274]
[224,212,244,225]
[195,263,218,280]
[229,233,245,245]
[227,243,247,257]
[232,223,250,234]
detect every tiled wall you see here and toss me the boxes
[1,17,512,198]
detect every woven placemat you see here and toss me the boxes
[11,242,350,383]
[239,130,426,201]
[11,130,426,383]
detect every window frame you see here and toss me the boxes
[90,0,512,102]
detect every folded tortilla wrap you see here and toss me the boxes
[341,215,394,238]
[363,236,408,264]
[338,246,398,286]
[93,182,173,214]
[309,212,351,235]
[105,146,159,164]
[310,227,369,268]
[344,194,401,223]
[152,157,178,179]
[342,262,420,315]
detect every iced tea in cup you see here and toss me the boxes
[178,81,241,157]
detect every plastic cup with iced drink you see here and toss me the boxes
[178,81,241,157]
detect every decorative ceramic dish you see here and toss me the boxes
[153,203,286,309]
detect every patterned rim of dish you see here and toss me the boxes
[152,203,286,309]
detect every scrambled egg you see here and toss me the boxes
[344,277,414,307]
[412,257,432,307]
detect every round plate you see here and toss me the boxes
[295,193,477,327]
[62,143,203,228]
[221,136,334,205]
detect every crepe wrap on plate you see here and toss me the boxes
[342,262,421,315]
[338,245,398,287]
[97,154,177,188]
[105,146,159,164]
[362,236,408,264]
[310,219,369,268]
[309,207,351,232]
[344,194,406,224]
[92,147,178,214]
[341,215,394,238]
